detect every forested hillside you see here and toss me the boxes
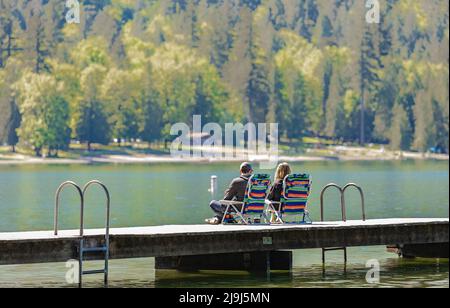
[0,0,448,156]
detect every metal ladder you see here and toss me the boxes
[320,183,366,270]
[54,180,111,288]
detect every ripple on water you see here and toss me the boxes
[0,258,448,288]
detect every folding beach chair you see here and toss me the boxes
[267,174,312,224]
[221,174,271,225]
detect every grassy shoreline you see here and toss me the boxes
[0,143,448,166]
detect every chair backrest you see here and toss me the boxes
[243,174,271,214]
[282,174,311,214]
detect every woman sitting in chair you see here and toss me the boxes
[268,163,313,224]
[267,163,291,221]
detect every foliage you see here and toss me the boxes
[13,72,70,156]
[0,0,448,154]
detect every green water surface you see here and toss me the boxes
[0,160,448,288]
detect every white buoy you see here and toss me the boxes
[209,175,218,196]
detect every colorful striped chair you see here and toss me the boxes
[221,174,271,225]
[268,174,312,224]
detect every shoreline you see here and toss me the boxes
[0,152,448,166]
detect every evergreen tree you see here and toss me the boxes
[389,103,411,151]
[247,53,271,123]
[247,16,271,124]
[274,68,290,138]
[358,27,381,144]
[287,74,308,140]
[4,99,20,152]
[0,62,21,152]
[141,93,164,143]
[73,64,111,151]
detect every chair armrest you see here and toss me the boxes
[265,200,281,205]
[220,200,244,206]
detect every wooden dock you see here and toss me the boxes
[0,218,448,266]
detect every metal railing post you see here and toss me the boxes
[320,182,367,272]
[54,180,111,288]
[320,183,347,271]
[82,180,111,287]
[343,183,366,221]
[54,181,84,236]
[320,183,346,222]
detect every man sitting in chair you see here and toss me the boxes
[205,162,253,225]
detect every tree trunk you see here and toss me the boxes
[87,142,91,152]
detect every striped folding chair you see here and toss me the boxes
[221,174,271,225]
[267,174,312,224]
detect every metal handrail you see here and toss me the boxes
[320,182,366,271]
[320,183,346,222]
[82,180,111,242]
[54,181,84,236]
[320,183,346,268]
[54,180,111,287]
[343,183,366,221]
[81,180,111,287]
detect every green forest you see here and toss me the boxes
[0,0,448,156]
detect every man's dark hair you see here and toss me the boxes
[240,162,253,175]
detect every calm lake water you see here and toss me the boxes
[0,160,448,288]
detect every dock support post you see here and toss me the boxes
[266,251,271,280]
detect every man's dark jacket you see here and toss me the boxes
[223,176,250,202]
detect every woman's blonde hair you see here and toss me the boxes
[275,163,292,182]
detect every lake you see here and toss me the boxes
[0,160,448,288]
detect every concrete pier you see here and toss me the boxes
[0,218,448,266]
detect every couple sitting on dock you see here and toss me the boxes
[206,162,311,225]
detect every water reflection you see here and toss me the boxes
[0,250,447,288]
